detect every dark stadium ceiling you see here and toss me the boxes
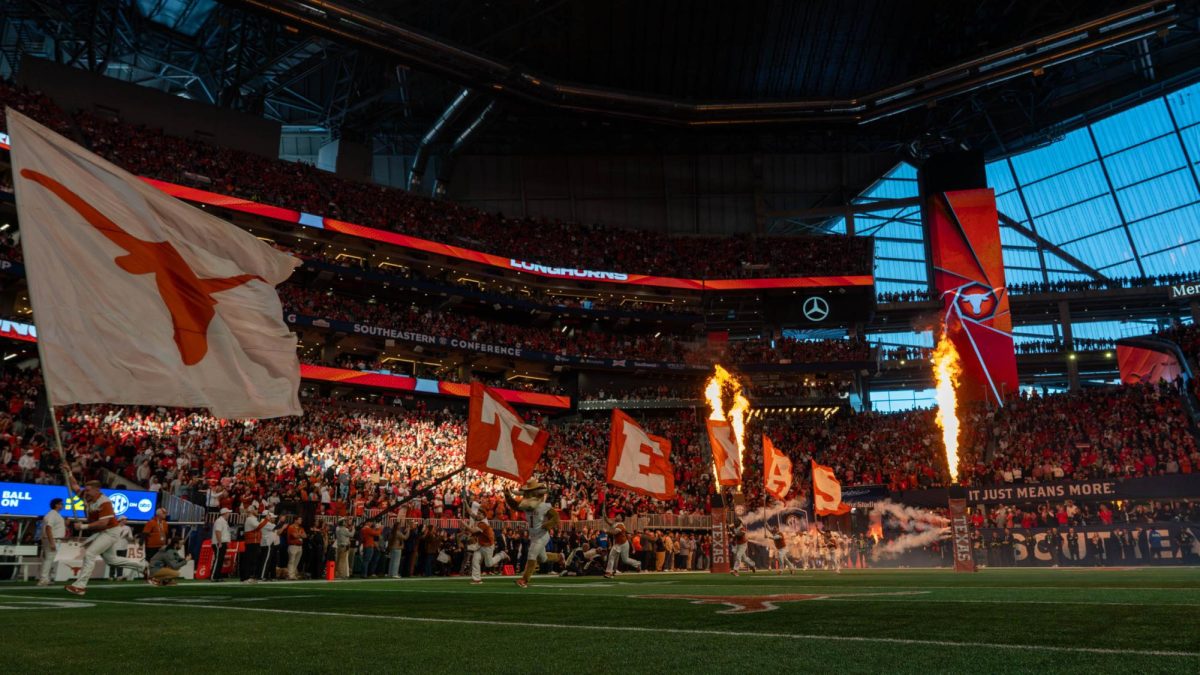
[3,0,1200,158]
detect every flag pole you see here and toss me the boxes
[9,114,81,528]
[379,465,467,518]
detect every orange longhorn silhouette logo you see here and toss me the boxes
[20,169,264,365]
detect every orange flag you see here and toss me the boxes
[607,409,675,500]
[465,382,548,482]
[706,419,742,487]
[762,435,793,500]
[812,460,850,515]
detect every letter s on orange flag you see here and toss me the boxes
[607,409,675,500]
[465,382,548,483]
[812,460,850,516]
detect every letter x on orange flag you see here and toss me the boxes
[607,409,675,500]
[762,435,793,501]
[812,460,851,516]
[465,382,548,483]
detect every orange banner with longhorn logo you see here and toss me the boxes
[762,435,793,501]
[607,409,675,500]
[465,382,548,483]
[928,189,1018,405]
[812,460,850,516]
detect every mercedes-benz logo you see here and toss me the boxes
[802,296,830,322]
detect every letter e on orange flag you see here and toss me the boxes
[608,409,675,500]
[466,382,548,483]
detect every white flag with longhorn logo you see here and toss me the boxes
[7,109,301,419]
[465,382,548,483]
[762,435,793,500]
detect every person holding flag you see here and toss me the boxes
[602,517,641,578]
[730,519,756,576]
[466,504,510,585]
[504,479,565,588]
[602,409,673,577]
[766,525,797,575]
[461,381,554,587]
[7,106,302,593]
[64,478,150,595]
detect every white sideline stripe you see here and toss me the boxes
[71,598,1200,658]
[820,596,1200,608]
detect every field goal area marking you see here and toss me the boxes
[52,596,1200,659]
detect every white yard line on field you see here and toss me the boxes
[63,598,1200,659]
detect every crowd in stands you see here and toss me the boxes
[723,335,871,365]
[1016,337,1114,354]
[51,99,869,280]
[957,382,1198,487]
[1008,272,1200,295]
[280,285,689,363]
[877,289,937,304]
[973,499,1200,530]
[879,345,932,362]
[292,247,701,318]
[1157,323,1200,365]
[282,284,872,366]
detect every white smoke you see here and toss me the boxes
[867,500,950,559]
[872,528,950,559]
[870,500,949,530]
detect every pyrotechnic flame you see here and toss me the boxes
[933,332,962,483]
[705,365,750,486]
[868,521,883,544]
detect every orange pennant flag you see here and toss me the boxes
[706,419,742,487]
[762,435,793,500]
[812,459,850,516]
[465,382,548,482]
[607,409,675,500]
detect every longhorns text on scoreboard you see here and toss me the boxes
[928,189,1018,405]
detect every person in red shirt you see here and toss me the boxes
[359,520,383,578]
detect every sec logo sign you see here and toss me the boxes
[110,493,129,516]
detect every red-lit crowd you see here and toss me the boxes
[279,284,870,366]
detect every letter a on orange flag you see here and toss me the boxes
[466,382,548,483]
[762,435,792,500]
[608,409,674,500]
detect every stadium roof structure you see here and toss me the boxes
[3,0,1200,158]
[822,79,1200,298]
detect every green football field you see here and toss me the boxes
[2,568,1199,674]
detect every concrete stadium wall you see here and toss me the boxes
[18,57,280,159]
[439,152,894,235]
